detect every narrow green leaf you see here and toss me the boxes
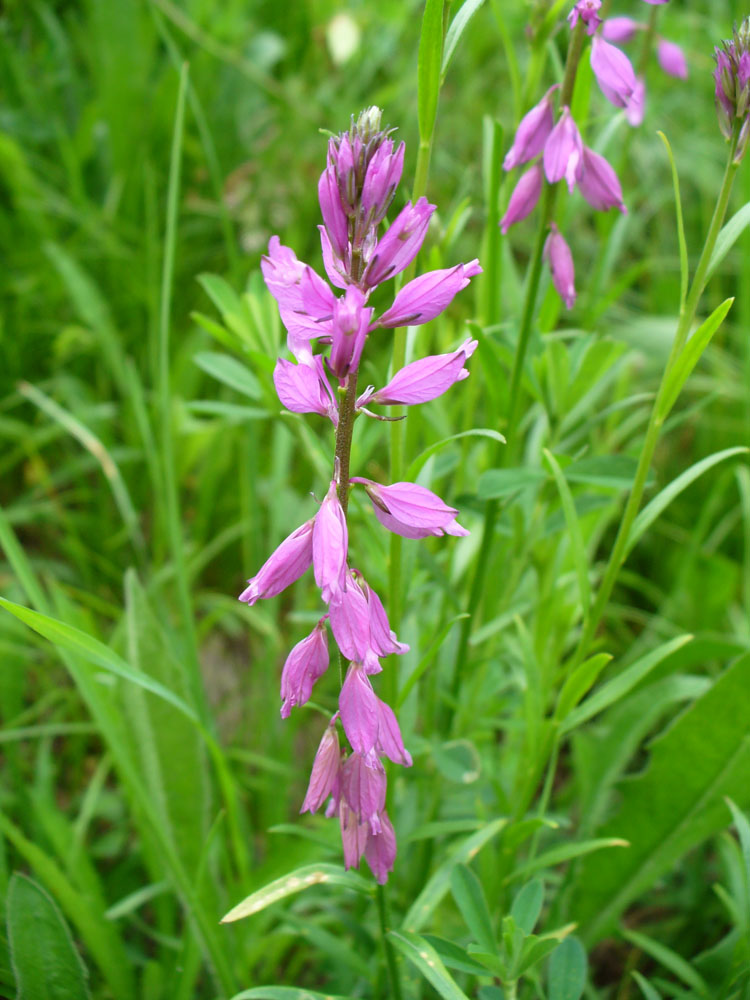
[0,598,198,723]
[404,819,507,931]
[725,798,750,888]
[572,652,750,941]
[407,429,504,483]
[194,351,262,399]
[622,929,709,996]
[220,865,372,923]
[389,930,472,1000]
[508,838,629,882]
[659,298,733,420]
[441,0,486,77]
[556,654,613,721]
[707,201,750,280]
[656,132,688,312]
[510,879,544,934]
[450,864,496,952]
[626,446,748,555]
[564,455,649,490]
[631,972,663,1000]
[478,466,546,499]
[560,635,693,734]
[398,614,470,707]
[544,450,590,625]
[418,0,445,142]
[7,873,91,1000]
[548,936,587,1000]
[423,935,492,976]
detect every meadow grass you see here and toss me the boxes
[1,1,750,997]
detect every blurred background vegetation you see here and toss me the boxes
[1,1,750,998]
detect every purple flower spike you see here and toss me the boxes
[342,751,387,833]
[329,287,373,379]
[313,481,348,604]
[239,519,314,604]
[591,35,637,108]
[578,147,627,213]
[501,163,544,233]
[625,76,646,127]
[364,810,397,884]
[318,165,350,260]
[543,107,583,192]
[280,621,329,718]
[365,338,478,407]
[544,225,577,310]
[568,0,602,36]
[376,260,482,328]
[339,663,379,755]
[602,17,641,43]
[351,478,468,538]
[364,197,435,288]
[376,698,412,766]
[301,723,342,814]
[503,86,558,171]
[657,39,688,79]
[339,800,369,870]
[273,356,338,425]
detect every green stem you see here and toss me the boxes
[450,22,587,721]
[571,129,741,669]
[377,884,403,1000]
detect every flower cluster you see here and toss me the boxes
[502,0,684,310]
[714,17,750,161]
[240,108,480,883]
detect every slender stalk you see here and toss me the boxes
[571,130,740,669]
[377,884,403,1000]
[450,21,587,719]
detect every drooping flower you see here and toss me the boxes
[339,662,379,755]
[341,751,387,833]
[363,197,435,288]
[657,38,688,80]
[376,261,482,328]
[578,147,627,213]
[351,478,469,538]
[339,799,370,870]
[544,224,577,310]
[280,621,329,718]
[239,520,314,604]
[591,34,637,108]
[543,107,584,192]
[361,338,478,407]
[376,697,412,766]
[313,480,349,604]
[503,86,558,171]
[501,163,544,233]
[273,356,338,425]
[602,17,641,44]
[301,723,342,814]
[625,76,646,127]
[364,809,397,884]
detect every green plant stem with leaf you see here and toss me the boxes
[450,19,588,722]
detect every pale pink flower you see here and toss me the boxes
[313,481,348,604]
[300,723,342,814]
[362,339,478,407]
[501,163,544,233]
[351,478,469,539]
[239,520,314,604]
[503,86,559,171]
[280,621,329,718]
[544,224,576,310]
[339,663,379,755]
[543,107,583,192]
[376,261,482,328]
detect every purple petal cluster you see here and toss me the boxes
[239,108,479,883]
[713,18,750,159]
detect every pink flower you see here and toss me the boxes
[301,723,342,814]
[657,38,688,79]
[351,478,469,538]
[273,356,338,425]
[328,287,373,379]
[363,198,435,288]
[313,481,348,604]
[339,799,369,870]
[591,35,637,108]
[239,519,314,604]
[602,17,641,43]
[543,107,583,192]
[376,698,412,766]
[339,663,379,755]
[360,578,410,658]
[341,751,387,833]
[567,0,602,36]
[364,809,397,884]
[501,163,544,233]
[376,260,482,328]
[578,147,626,213]
[625,76,646,127]
[503,86,558,171]
[318,165,349,260]
[361,140,405,227]
[328,574,376,668]
[363,339,478,406]
[280,621,329,718]
[544,224,576,310]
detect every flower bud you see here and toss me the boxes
[544,224,576,311]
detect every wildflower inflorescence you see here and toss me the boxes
[502,0,685,309]
[714,17,750,161]
[240,108,480,883]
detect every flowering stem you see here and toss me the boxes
[450,20,587,723]
[377,884,403,1000]
[335,372,359,514]
[571,129,741,670]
